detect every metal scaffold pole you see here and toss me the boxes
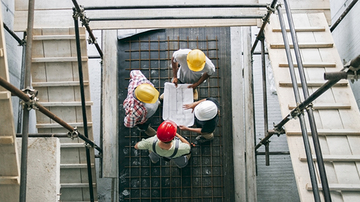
[19,0,35,201]
[73,9,95,202]
[276,5,321,202]
[283,0,331,201]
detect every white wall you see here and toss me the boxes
[330,0,360,107]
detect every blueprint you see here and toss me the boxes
[162,82,194,126]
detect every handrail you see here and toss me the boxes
[283,0,331,201]
[0,76,102,152]
[73,10,95,202]
[3,22,25,46]
[275,5,320,201]
[71,0,103,59]
[251,0,278,54]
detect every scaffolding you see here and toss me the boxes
[2,0,359,201]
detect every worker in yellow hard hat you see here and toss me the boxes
[123,70,160,136]
[170,49,215,100]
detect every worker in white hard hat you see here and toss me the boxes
[171,49,215,100]
[123,70,160,136]
[178,97,220,144]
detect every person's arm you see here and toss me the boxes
[171,56,179,86]
[175,133,190,145]
[134,142,140,149]
[183,98,206,112]
[178,125,202,134]
[188,72,209,89]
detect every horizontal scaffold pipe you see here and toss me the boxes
[84,4,269,10]
[0,76,102,153]
[88,15,265,21]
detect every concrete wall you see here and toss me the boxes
[16,137,61,202]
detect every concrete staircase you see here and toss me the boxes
[31,27,97,201]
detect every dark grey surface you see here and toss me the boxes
[117,27,234,201]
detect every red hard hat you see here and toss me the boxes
[157,120,177,142]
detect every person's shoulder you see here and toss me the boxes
[173,49,191,57]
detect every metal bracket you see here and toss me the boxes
[73,5,90,27]
[272,124,286,137]
[267,3,277,13]
[67,127,79,140]
[87,36,97,45]
[20,87,39,110]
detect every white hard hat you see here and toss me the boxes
[194,100,218,121]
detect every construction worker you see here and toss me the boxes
[179,97,219,144]
[134,120,192,168]
[123,70,160,136]
[171,49,215,100]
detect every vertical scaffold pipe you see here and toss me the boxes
[19,0,35,201]
[73,12,95,202]
[276,5,321,202]
[283,0,331,201]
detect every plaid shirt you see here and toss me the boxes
[123,70,154,128]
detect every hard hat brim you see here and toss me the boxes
[135,84,159,104]
[187,60,205,72]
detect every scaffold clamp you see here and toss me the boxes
[68,127,79,140]
[20,87,39,110]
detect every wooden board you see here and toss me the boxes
[265,13,360,201]
[30,27,97,201]
[13,0,329,31]
[0,5,20,202]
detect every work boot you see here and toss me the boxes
[145,125,156,137]
[193,88,198,100]
[195,135,214,144]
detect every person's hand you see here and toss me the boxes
[183,103,195,112]
[172,77,178,87]
[188,83,197,89]
[178,125,188,130]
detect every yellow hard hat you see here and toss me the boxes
[187,49,206,72]
[134,83,159,104]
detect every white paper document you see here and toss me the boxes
[162,82,194,126]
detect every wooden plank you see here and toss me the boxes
[32,81,89,87]
[278,62,336,67]
[36,122,93,128]
[288,103,351,110]
[32,56,88,62]
[60,164,94,169]
[60,183,96,188]
[0,91,11,99]
[273,27,325,32]
[300,155,360,162]
[61,143,85,148]
[33,35,85,41]
[306,183,360,191]
[279,80,348,87]
[37,101,93,107]
[270,42,333,49]
[287,129,360,136]
[0,136,14,144]
[0,176,19,185]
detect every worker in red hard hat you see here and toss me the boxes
[171,49,215,100]
[178,97,220,144]
[123,70,160,136]
[134,120,191,168]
